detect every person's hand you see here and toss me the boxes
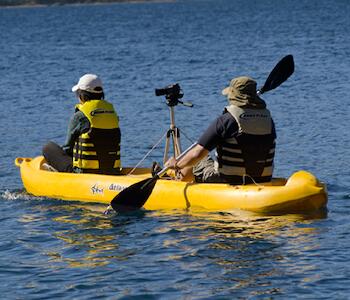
[165,157,182,180]
[165,157,177,170]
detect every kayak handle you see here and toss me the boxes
[15,157,32,167]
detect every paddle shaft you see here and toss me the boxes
[155,142,198,178]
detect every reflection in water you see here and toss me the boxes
[18,201,143,268]
[16,197,328,296]
[147,209,328,296]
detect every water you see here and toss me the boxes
[0,0,350,298]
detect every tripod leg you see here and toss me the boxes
[163,128,181,164]
[173,127,182,157]
[163,130,172,165]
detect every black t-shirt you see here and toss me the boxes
[197,112,239,151]
[197,112,276,151]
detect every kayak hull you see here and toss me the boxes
[15,156,328,214]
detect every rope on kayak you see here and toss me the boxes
[242,174,263,186]
[181,130,195,144]
[127,128,195,176]
[127,131,168,176]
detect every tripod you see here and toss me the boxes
[126,85,193,176]
[161,93,193,165]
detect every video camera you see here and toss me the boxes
[155,83,183,99]
[155,83,193,108]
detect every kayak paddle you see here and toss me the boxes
[110,54,295,212]
[258,54,294,95]
[111,143,197,212]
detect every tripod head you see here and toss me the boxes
[155,83,193,107]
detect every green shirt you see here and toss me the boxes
[62,110,90,156]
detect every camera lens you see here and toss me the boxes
[155,88,165,96]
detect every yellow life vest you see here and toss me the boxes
[73,99,121,174]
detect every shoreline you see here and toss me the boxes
[0,0,175,8]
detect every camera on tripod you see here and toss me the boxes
[153,82,193,161]
[155,83,184,107]
[155,83,193,108]
[155,83,183,99]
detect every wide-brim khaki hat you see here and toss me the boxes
[222,76,266,108]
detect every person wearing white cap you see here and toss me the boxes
[42,74,121,174]
[166,76,276,184]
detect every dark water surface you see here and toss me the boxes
[1,0,350,298]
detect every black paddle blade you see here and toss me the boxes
[110,177,158,212]
[259,55,294,94]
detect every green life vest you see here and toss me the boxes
[73,99,121,174]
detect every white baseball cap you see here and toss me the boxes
[72,74,103,93]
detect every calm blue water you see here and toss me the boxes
[1,0,350,298]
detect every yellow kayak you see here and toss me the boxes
[15,156,327,214]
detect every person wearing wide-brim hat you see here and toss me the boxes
[42,74,121,175]
[166,76,276,184]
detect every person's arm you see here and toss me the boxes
[62,111,90,156]
[165,118,223,174]
[166,144,209,170]
[166,113,238,178]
